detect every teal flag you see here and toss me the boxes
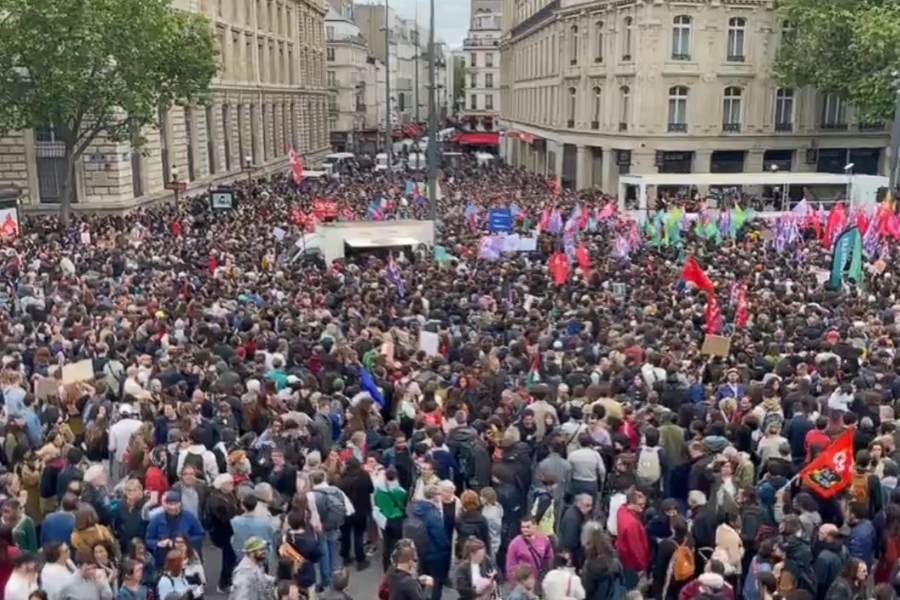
[830,227,860,288]
[434,245,451,264]
[848,229,864,286]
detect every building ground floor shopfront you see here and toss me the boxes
[497,120,891,200]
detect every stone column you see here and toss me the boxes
[693,149,713,173]
[576,145,590,189]
[553,146,563,178]
[602,149,617,194]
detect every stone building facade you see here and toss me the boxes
[461,0,502,131]
[5,0,331,210]
[498,0,890,192]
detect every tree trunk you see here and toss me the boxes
[59,145,77,226]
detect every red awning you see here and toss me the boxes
[451,132,500,146]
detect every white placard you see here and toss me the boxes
[419,330,439,356]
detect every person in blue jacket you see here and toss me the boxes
[145,491,205,564]
[411,488,452,600]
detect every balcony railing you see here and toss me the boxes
[619,122,628,132]
[591,120,599,130]
[775,122,793,132]
[722,122,741,133]
[726,54,745,62]
[567,119,575,128]
[463,38,500,48]
[859,122,885,131]
[821,122,848,131]
[668,123,687,133]
[671,53,691,61]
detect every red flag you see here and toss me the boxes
[735,280,749,329]
[705,294,723,335]
[856,211,870,235]
[289,145,304,185]
[799,428,855,498]
[575,241,591,276]
[539,208,551,231]
[549,252,569,285]
[823,203,847,249]
[578,205,590,231]
[313,199,338,220]
[597,200,616,220]
[550,178,560,196]
[681,256,715,293]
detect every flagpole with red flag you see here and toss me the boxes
[798,428,855,498]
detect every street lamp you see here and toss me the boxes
[163,164,186,204]
[242,154,259,183]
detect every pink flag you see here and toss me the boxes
[289,145,304,185]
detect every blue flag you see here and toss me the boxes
[359,365,385,408]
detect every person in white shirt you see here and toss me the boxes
[40,541,77,600]
[108,405,142,483]
[5,553,38,600]
[542,552,586,600]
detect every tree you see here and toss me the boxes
[0,0,219,221]
[774,0,900,123]
[452,55,466,113]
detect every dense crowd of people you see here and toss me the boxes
[0,154,896,600]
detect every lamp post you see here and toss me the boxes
[426,0,438,219]
[163,164,186,204]
[242,154,259,183]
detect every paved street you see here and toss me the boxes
[201,543,459,600]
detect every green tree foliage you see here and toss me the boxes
[0,0,219,220]
[774,0,900,123]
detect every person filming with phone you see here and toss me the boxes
[386,543,433,600]
[453,538,498,600]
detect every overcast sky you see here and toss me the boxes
[387,0,470,48]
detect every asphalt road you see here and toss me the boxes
[201,543,460,600]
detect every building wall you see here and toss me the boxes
[499,0,889,192]
[326,15,371,137]
[461,0,501,129]
[11,0,331,210]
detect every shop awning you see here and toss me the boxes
[451,132,500,146]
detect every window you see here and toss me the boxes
[326,70,336,86]
[205,105,216,175]
[222,104,232,171]
[470,53,477,67]
[667,86,688,131]
[261,104,268,161]
[671,15,692,60]
[594,21,604,63]
[722,87,742,131]
[485,73,494,88]
[623,17,633,60]
[183,107,195,181]
[775,88,794,131]
[781,20,795,42]
[569,25,579,65]
[619,85,630,131]
[485,94,494,110]
[821,94,847,129]
[591,86,601,128]
[485,53,494,67]
[470,94,477,110]
[470,74,477,88]
[567,87,577,126]
[34,126,58,143]
[326,47,334,61]
[726,17,745,61]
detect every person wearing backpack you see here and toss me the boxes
[407,485,452,600]
[649,517,693,600]
[175,429,220,483]
[309,469,349,588]
[635,428,669,499]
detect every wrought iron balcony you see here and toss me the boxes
[668,123,687,133]
[619,122,628,132]
[774,122,793,132]
[726,54,745,62]
[671,53,691,61]
[722,123,741,133]
[591,120,599,130]
[821,122,848,131]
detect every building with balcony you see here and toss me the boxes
[461,0,502,132]
[349,2,447,130]
[4,0,331,210]
[498,0,890,193]
[326,7,386,152]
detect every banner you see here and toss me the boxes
[488,208,513,233]
[829,227,860,288]
[799,428,855,498]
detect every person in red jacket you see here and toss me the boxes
[615,489,650,589]
[145,447,170,502]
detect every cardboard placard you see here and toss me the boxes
[61,359,94,385]
[34,377,59,402]
[419,330,440,356]
[701,334,732,357]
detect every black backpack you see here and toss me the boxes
[402,514,430,558]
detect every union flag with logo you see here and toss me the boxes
[799,428,855,498]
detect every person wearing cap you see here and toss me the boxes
[230,537,275,600]
[145,491,205,565]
